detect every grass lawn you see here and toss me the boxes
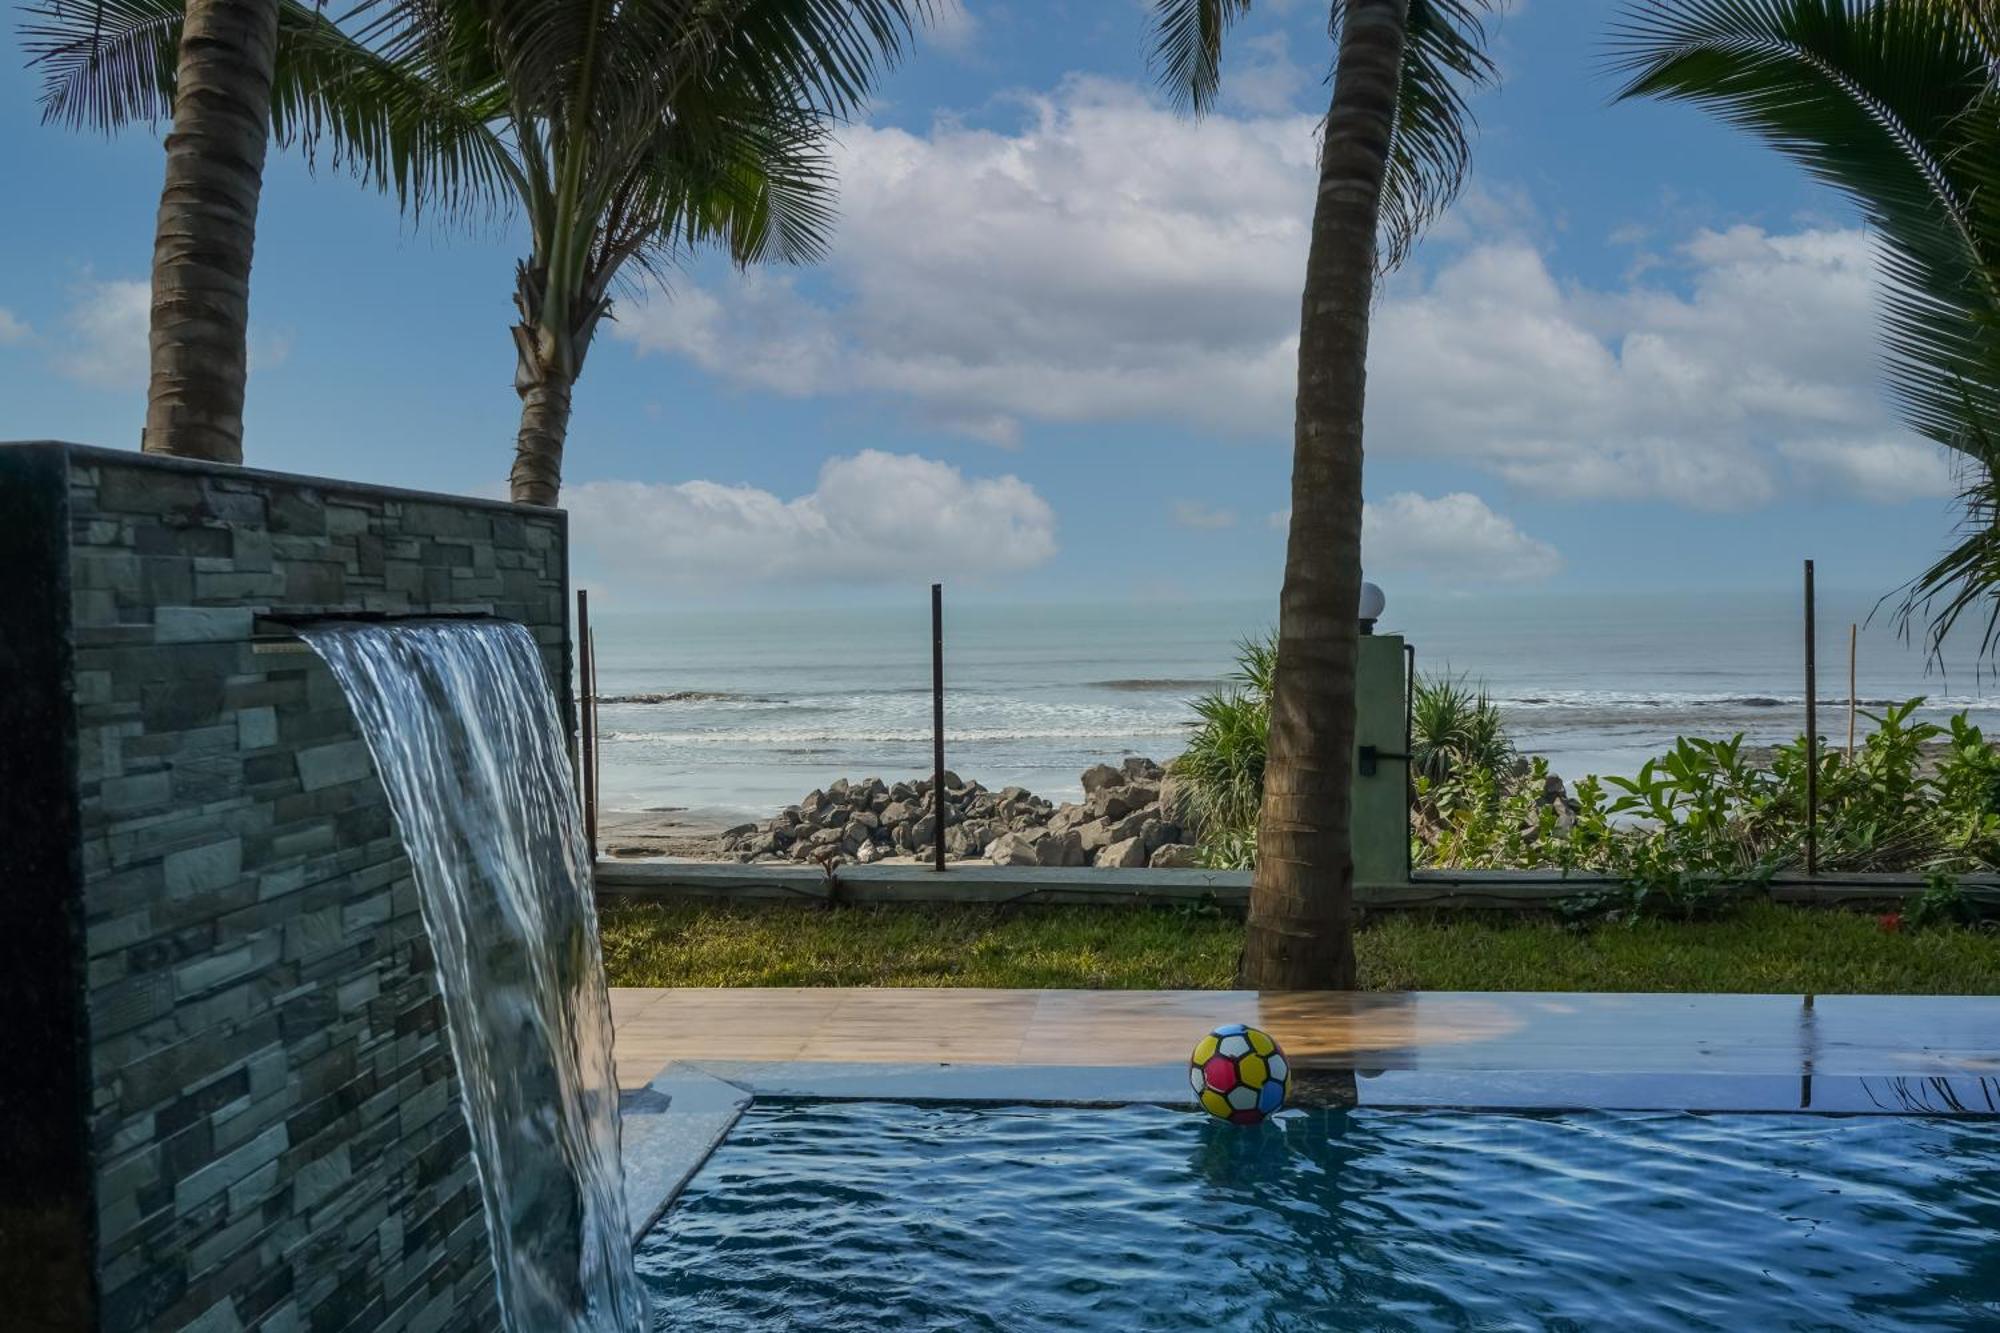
[598,900,2000,993]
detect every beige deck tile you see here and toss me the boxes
[608,986,2000,1089]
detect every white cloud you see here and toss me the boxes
[614,77,1939,510]
[564,450,1057,588]
[1172,500,1238,530]
[1775,437,1956,502]
[60,279,149,387]
[1267,491,1563,584]
[0,308,30,344]
[615,77,1317,441]
[927,0,978,56]
[1362,491,1563,584]
[57,277,292,388]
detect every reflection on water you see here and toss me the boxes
[642,1101,2000,1331]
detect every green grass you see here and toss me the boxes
[598,900,2000,994]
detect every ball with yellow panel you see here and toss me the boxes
[1189,1023,1289,1125]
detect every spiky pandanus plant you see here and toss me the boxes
[1150,0,1501,988]
[25,0,925,503]
[1613,0,2000,658]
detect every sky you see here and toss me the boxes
[0,0,1969,610]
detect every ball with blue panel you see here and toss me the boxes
[1189,1023,1289,1124]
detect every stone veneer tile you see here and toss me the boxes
[3,443,557,1331]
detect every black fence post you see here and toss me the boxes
[1804,559,1817,877]
[932,583,947,872]
[577,588,597,859]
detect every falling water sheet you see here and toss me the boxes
[303,619,647,1332]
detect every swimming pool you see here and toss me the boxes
[638,1101,2000,1331]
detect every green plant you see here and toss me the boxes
[1906,874,1980,930]
[1419,695,2000,921]
[1172,634,1276,865]
[1410,672,1514,792]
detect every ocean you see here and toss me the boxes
[585,591,2000,820]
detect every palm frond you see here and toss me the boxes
[1148,0,1253,115]
[1610,0,2000,453]
[1615,0,2000,658]
[1152,0,1499,270]
[1371,0,1501,270]
[20,0,181,130]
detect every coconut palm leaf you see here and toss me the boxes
[1150,0,1499,270]
[22,0,518,216]
[1612,2,2000,658]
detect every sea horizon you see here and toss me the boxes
[585,588,2000,821]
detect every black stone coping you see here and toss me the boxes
[0,440,567,518]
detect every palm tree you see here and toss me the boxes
[1150,0,1499,988]
[25,0,283,463]
[26,0,924,503]
[1612,1,2000,659]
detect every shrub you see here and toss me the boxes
[1410,672,1514,791]
[1171,635,1274,868]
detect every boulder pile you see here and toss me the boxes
[717,757,1202,869]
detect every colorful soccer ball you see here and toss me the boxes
[1190,1023,1288,1125]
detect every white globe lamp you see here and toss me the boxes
[1358,581,1386,634]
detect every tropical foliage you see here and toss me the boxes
[24,0,924,502]
[1612,0,2000,657]
[1420,699,2000,922]
[1171,634,1277,869]
[1409,672,1512,791]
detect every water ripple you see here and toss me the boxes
[639,1102,2000,1331]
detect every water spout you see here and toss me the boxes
[302,619,646,1331]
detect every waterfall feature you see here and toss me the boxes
[302,619,647,1331]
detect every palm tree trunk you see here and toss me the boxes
[143,0,280,463]
[1241,0,1408,990]
[510,367,572,507]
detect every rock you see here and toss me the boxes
[880,800,916,826]
[1122,781,1161,809]
[1079,763,1125,794]
[807,826,843,848]
[1076,819,1116,854]
[947,819,996,857]
[1095,837,1148,869]
[828,778,850,801]
[721,822,758,840]
[1144,820,1183,852]
[1122,756,1164,783]
[1037,829,1087,867]
[1105,809,1152,842]
[840,819,872,852]
[855,840,883,864]
[851,810,880,830]
[1086,787,1137,821]
[1148,843,1199,869]
[1157,773,1186,823]
[1047,804,1089,835]
[987,831,1042,866]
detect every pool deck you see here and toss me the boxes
[612,987,2000,1088]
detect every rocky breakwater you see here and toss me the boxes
[718,757,1203,869]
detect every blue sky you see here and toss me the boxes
[0,0,1965,608]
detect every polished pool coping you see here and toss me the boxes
[611,988,2000,1240]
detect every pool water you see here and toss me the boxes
[638,1102,2000,1331]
